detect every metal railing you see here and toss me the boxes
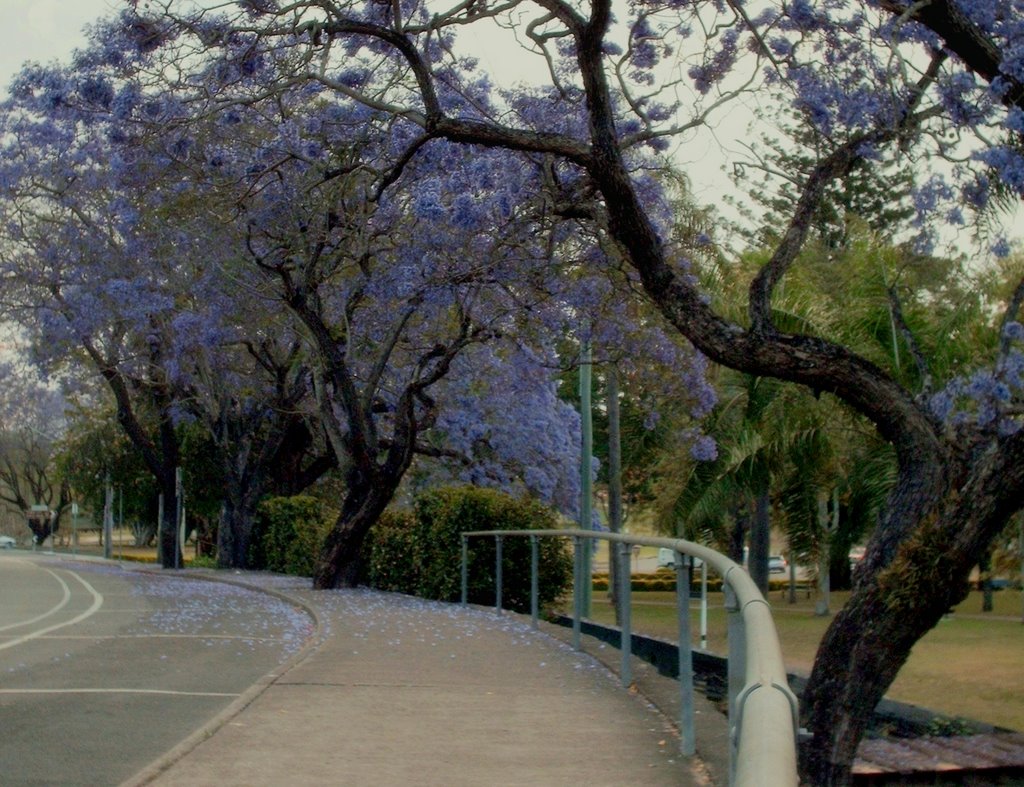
[460,529,799,787]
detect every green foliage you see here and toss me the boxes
[56,404,157,532]
[364,508,417,590]
[592,574,730,593]
[727,109,916,251]
[56,404,227,545]
[924,716,974,738]
[249,495,331,576]
[177,423,226,527]
[365,485,573,612]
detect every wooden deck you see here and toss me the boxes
[854,732,1024,784]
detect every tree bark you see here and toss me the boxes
[216,476,263,570]
[801,433,1024,784]
[815,490,832,616]
[158,472,182,569]
[313,476,399,589]
[979,548,994,613]
[750,491,771,595]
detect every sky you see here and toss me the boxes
[0,0,120,93]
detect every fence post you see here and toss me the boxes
[725,581,745,784]
[676,553,696,756]
[461,535,468,606]
[530,535,539,629]
[618,540,633,688]
[495,535,503,614]
[700,559,709,650]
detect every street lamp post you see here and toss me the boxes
[579,337,593,617]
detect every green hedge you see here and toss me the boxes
[592,575,799,593]
[365,485,573,613]
[249,496,331,577]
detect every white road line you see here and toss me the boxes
[0,566,71,633]
[11,635,289,642]
[0,688,240,698]
[0,569,104,653]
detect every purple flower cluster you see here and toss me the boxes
[930,322,1024,436]
[688,29,740,95]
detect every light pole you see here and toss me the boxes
[579,336,593,617]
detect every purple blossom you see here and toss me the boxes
[690,435,718,462]
[1003,322,1024,343]
[977,147,1024,195]
[784,0,821,32]
[78,76,114,109]
[991,236,1012,258]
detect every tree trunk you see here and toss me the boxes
[728,504,748,565]
[216,477,262,569]
[158,472,181,569]
[313,474,401,589]
[801,436,1024,784]
[749,491,771,594]
[815,491,832,617]
[979,548,994,613]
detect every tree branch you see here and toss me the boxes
[887,284,933,396]
[876,0,1024,111]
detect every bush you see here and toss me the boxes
[365,509,418,592]
[591,574,726,593]
[188,554,219,569]
[365,485,573,613]
[249,496,331,577]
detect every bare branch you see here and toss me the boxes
[887,285,933,396]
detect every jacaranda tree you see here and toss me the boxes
[105,0,1024,782]
[0,11,716,589]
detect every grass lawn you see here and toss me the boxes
[580,586,1024,731]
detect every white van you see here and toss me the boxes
[657,548,702,570]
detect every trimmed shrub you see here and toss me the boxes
[365,485,573,613]
[365,509,418,593]
[591,574,726,593]
[249,496,331,577]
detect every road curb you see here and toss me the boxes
[118,568,325,787]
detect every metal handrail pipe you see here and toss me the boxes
[461,528,798,786]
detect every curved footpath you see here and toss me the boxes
[123,568,729,787]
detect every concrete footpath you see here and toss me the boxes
[125,572,729,786]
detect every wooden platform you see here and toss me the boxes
[854,732,1024,784]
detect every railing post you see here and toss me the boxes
[572,535,583,650]
[617,541,633,689]
[725,581,745,785]
[530,534,539,629]
[451,530,797,784]
[495,535,503,614]
[676,553,696,757]
[461,535,468,606]
[700,559,708,650]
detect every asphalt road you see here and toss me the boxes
[0,554,314,786]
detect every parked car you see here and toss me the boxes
[657,547,703,570]
[768,555,788,574]
[0,535,16,549]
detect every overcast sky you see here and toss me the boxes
[0,1,121,95]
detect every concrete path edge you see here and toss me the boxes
[118,569,325,787]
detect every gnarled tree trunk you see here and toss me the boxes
[313,471,403,589]
[800,434,1024,784]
